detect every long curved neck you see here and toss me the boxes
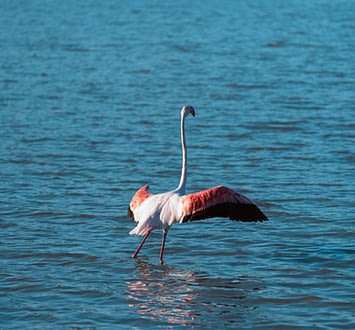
[176,114,187,193]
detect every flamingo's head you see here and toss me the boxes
[181,105,195,118]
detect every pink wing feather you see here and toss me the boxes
[128,185,153,220]
[181,186,267,222]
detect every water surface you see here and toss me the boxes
[1,0,354,329]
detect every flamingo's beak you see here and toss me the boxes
[190,107,195,117]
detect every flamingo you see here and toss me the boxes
[128,106,268,264]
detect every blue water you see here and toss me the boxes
[1,0,354,329]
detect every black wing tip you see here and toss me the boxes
[229,204,268,222]
[183,202,268,223]
[127,206,134,219]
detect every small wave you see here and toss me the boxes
[227,82,271,90]
[28,211,67,217]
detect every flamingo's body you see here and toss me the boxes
[128,106,267,264]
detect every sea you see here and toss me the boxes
[1,0,354,329]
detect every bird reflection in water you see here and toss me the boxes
[126,260,200,326]
[126,260,262,327]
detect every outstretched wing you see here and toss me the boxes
[128,185,153,220]
[181,186,268,222]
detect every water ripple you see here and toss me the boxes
[1,0,354,329]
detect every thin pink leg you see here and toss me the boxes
[132,229,152,259]
[159,229,168,265]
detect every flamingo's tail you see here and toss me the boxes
[129,224,152,236]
